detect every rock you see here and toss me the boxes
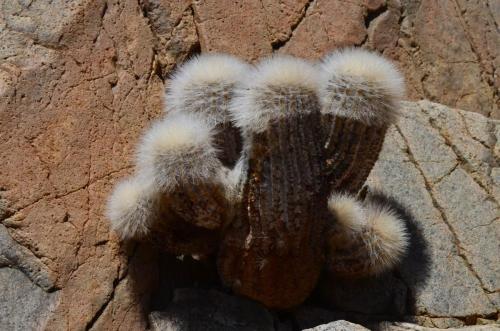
[377,321,500,330]
[0,196,11,220]
[410,317,466,329]
[139,0,199,77]
[303,318,500,331]
[148,288,274,331]
[371,101,499,318]
[0,224,55,291]
[320,101,499,324]
[278,0,367,57]
[403,1,496,117]
[165,0,499,117]
[367,6,401,52]
[192,0,273,61]
[0,0,499,328]
[396,102,500,294]
[303,320,369,331]
[293,306,348,330]
[0,267,59,331]
[1,0,166,329]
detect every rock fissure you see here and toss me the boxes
[452,0,496,88]
[432,162,459,185]
[458,112,494,151]
[425,114,499,209]
[84,275,121,331]
[271,0,316,51]
[7,165,133,216]
[394,124,494,300]
[364,2,388,29]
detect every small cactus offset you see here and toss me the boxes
[107,49,410,309]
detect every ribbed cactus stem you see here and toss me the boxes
[319,48,404,194]
[150,192,221,255]
[219,75,330,309]
[323,114,388,194]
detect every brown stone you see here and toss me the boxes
[279,0,367,59]
[1,0,499,329]
[1,0,164,329]
[192,0,273,61]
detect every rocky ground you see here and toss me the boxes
[0,0,499,330]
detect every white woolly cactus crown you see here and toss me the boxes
[106,175,160,240]
[230,55,320,133]
[135,112,221,192]
[167,53,249,91]
[165,53,251,122]
[319,48,405,126]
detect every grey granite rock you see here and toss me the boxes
[321,101,498,323]
[149,288,275,331]
[0,224,55,291]
[366,101,499,318]
[302,320,369,331]
[377,321,500,330]
[0,267,58,331]
[0,224,58,330]
[434,168,499,292]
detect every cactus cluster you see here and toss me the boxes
[107,49,410,309]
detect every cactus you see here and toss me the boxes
[107,50,410,309]
[326,191,409,277]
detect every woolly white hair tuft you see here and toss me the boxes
[217,156,247,203]
[327,193,366,232]
[328,192,409,275]
[364,201,410,274]
[136,112,221,191]
[165,53,251,115]
[230,55,321,133]
[106,176,160,240]
[319,48,405,126]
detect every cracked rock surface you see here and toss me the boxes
[188,0,500,118]
[0,0,499,330]
[365,101,499,324]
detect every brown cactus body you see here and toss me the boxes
[323,115,388,193]
[219,92,330,308]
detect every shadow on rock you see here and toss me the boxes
[148,252,220,311]
[125,242,223,328]
[124,191,431,330]
[311,191,431,325]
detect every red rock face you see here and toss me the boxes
[191,0,498,118]
[0,0,498,329]
[1,1,168,329]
